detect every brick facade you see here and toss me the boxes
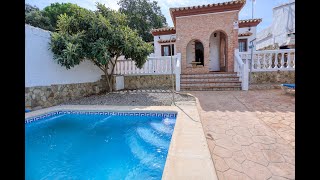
[175,11,239,74]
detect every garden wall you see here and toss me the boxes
[25,24,108,109]
[124,75,175,90]
[25,24,103,87]
[249,71,295,90]
[25,79,107,109]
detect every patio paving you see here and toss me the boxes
[187,89,295,180]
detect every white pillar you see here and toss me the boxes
[234,49,239,72]
[242,60,249,91]
[175,53,181,91]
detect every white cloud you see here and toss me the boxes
[25,0,120,10]
[87,0,120,10]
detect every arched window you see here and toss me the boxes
[186,40,204,67]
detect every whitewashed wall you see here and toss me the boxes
[25,24,103,87]
[186,40,194,67]
[272,2,295,45]
[153,34,176,57]
[209,32,221,71]
[256,1,295,49]
[238,26,257,51]
[256,27,273,50]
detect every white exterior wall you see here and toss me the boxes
[256,27,273,50]
[256,1,295,49]
[153,34,176,56]
[272,2,295,45]
[209,32,220,71]
[186,41,194,67]
[25,24,103,87]
[238,26,257,51]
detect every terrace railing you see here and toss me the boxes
[239,49,295,72]
[114,56,177,75]
[114,54,182,91]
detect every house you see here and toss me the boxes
[113,0,294,92]
[151,0,261,75]
[256,0,295,50]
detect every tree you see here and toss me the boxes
[25,3,83,31]
[50,3,153,92]
[42,3,83,29]
[25,4,39,13]
[118,0,167,42]
[25,4,54,31]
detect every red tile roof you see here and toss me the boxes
[170,0,246,26]
[238,32,253,37]
[238,18,262,28]
[151,27,176,36]
[158,39,176,43]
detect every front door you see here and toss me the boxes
[209,32,220,71]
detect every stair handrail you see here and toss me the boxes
[234,49,249,90]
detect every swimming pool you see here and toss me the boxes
[25,111,177,179]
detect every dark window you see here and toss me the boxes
[195,41,204,65]
[161,44,174,56]
[238,39,247,52]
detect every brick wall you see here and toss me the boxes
[175,11,239,74]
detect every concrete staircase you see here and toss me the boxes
[180,72,242,91]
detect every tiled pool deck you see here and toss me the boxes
[25,105,218,180]
[25,89,294,180]
[188,89,295,180]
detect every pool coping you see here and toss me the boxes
[25,105,218,180]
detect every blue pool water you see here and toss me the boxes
[25,112,176,179]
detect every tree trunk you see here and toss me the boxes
[108,75,113,92]
[103,56,120,93]
[108,56,119,92]
[105,70,113,92]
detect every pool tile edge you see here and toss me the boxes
[25,105,218,180]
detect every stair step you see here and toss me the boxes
[181,74,238,78]
[126,135,162,170]
[150,122,174,134]
[181,81,241,84]
[181,84,241,87]
[181,78,240,82]
[181,76,239,80]
[180,73,241,91]
[181,83,241,87]
[186,72,237,74]
[136,127,169,148]
[181,86,241,91]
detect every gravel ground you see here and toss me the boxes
[62,90,195,106]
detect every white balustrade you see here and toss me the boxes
[114,56,177,75]
[239,49,295,72]
[113,54,181,91]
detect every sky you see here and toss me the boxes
[25,0,290,33]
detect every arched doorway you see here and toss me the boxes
[209,31,227,71]
[186,40,204,67]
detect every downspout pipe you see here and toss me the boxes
[249,38,256,83]
[169,35,175,105]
